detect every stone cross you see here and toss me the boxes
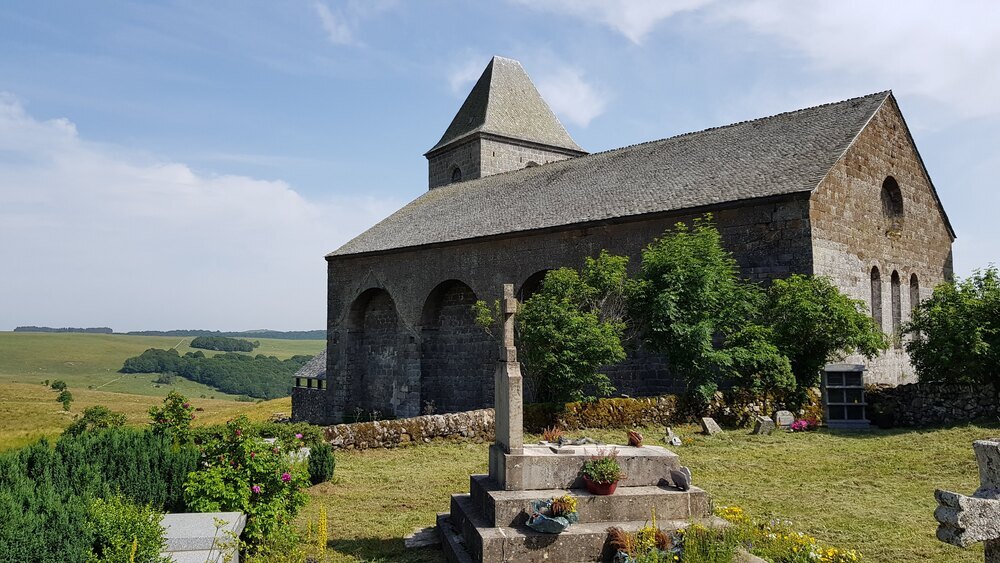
[493,284,523,455]
[934,437,1000,562]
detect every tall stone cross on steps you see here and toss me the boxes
[493,283,523,456]
[935,437,1000,562]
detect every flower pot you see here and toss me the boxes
[583,475,618,495]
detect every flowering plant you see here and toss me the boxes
[581,448,625,484]
[526,495,579,533]
[789,418,818,432]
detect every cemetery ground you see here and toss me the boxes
[305,422,995,563]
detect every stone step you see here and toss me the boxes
[468,475,712,527]
[447,492,725,563]
[490,444,682,491]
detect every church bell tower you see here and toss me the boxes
[425,56,587,190]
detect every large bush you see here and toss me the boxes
[516,251,631,403]
[308,443,336,485]
[64,406,127,437]
[86,495,170,563]
[905,266,1000,388]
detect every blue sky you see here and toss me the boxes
[1,1,997,331]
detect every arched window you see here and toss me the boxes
[524,161,539,168]
[451,167,462,183]
[870,266,882,330]
[891,270,902,344]
[881,176,904,234]
[909,273,920,317]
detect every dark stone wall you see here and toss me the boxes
[309,195,813,423]
[867,383,998,427]
[420,281,495,413]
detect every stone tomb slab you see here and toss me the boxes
[160,512,246,563]
[489,443,680,491]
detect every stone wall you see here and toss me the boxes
[323,408,495,450]
[427,135,581,190]
[866,383,998,427]
[810,97,954,385]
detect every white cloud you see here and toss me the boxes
[448,56,486,95]
[313,2,355,45]
[0,94,399,331]
[711,0,1000,119]
[511,0,712,44]
[535,66,608,127]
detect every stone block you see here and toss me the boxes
[489,444,680,491]
[700,417,723,435]
[160,512,245,563]
[773,410,795,429]
[751,416,775,435]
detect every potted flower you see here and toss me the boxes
[526,494,579,533]
[580,448,625,495]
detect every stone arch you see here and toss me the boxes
[891,270,902,343]
[881,176,904,234]
[518,269,552,302]
[345,288,400,419]
[909,273,920,318]
[870,266,883,331]
[451,166,463,183]
[419,280,494,414]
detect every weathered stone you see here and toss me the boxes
[160,512,245,563]
[670,466,692,491]
[700,417,723,435]
[934,438,1000,562]
[773,410,795,429]
[404,525,440,549]
[751,415,776,435]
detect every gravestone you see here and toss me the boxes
[160,512,245,563]
[934,437,1000,562]
[773,410,795,429]
[665,426,682,447]
[751,415,775,435]
[700,417,723,435]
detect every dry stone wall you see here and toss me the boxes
[867,383,999,427]
[323,408,495,450]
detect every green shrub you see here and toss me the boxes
[86,495,170,563]
[148,391,195,443]
[50,379,67,391]
[308,443,335,485]
[58,389,74,410]
[64,406,127,437]
[184,416,309,549]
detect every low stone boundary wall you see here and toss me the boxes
[323,409,495,450]
[867,383,999,427]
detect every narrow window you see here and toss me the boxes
[871,266,882,330]
[451,167,462,183]
[891,270,902,345]
[881,176,904,235]
[909,273,920,317]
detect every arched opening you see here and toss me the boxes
[451,167,463,183]
[345,288,400,419]
[524,161,539,168]
[419,280,493,414]
[909,273,920,318]
[870,266,883,331]
[891,270,902,345]
[518,269,552,302]
[881,176,904,235]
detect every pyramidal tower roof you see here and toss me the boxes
[426,56,585,155]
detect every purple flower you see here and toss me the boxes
[295,433,303,439]
[281,472,291,482]
[251,485,261,494]
[183,403,190,409]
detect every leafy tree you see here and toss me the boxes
[904,267,1000,389]
[190,336,257,352]
[50,379,67,391]
[63,406,127,437]
[149,391,195,443]
[765,274,888,390]
[57,389,73,411]
[634,216,758,406]
[516,251,632,403]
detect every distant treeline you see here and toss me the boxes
[190,336,259,352]
[120,348,311,399]
[125,329,325,340]
[14,326,114,334]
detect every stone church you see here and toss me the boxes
[292,56,955,425]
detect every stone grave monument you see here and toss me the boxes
[934,437,1000,562]
[437,284,720,562]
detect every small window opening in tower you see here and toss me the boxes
[451,167,462,183]
[525,161,539,168]
[881,176,904,236]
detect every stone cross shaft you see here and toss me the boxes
[493,284,523,455]
[935,438,1000,563]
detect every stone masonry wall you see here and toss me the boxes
[867,383,998,427]
[478,137,578,177]
[810,97,954,385]
[428,135,580,189]
[323,408,495,450]
[315,195,813,423]
[428,137,482,189]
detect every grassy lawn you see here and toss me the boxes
[0,332,323,398]
[301,423,995,562]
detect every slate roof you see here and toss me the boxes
[332,91,891,257]
[427,56,585,155]
[293,350,326,380]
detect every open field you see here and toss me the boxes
[301,422,995,563]
[0,381,291,451]
[0,332,323,398]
